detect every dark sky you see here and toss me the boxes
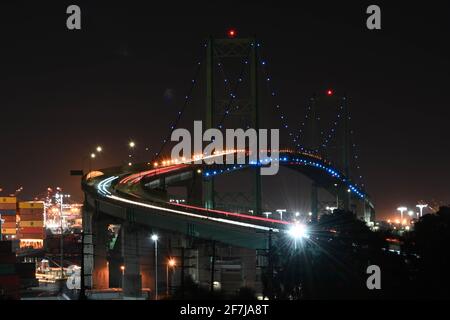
[1,1,449,219]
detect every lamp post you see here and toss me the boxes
[89,153,96,172]
[262,212,272,219]
[325,206,338,213]
[128,141,136,166]
[0,214,3,241]
[276,209,286,221]
[151,234,159,300]
[120,265,125,289]
[397,207,407,224]
[416,204,427,218]
[82,147,101,176]
[166,258,176,296]
[55,193,70,280]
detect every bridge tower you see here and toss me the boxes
[204,35,262,215]
[307,93,353,216]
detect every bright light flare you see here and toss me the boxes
[151,234,159,241]
[288,223,308,239]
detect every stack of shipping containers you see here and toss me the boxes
[18,201,45,248]
[0,197,17,240]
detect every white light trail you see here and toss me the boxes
[106,194,279,232]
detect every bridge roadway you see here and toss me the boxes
[81,150,373,296]
[82,150,372,248]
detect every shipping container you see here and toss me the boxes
[18,233,45,240]
[18,208,44,213]
[19,227,44,233]
[0,197,17,204]
[0,203,17,210]
[1,222,16,228]
[18,215,44,222]
[18,201,44,209]
[19,210,44,217]
[1,228,17,234]
[0,209,16,215]
[19,208,44,214]
[18,217,44,222]
[2,215,17,223]
[19,221,43,228]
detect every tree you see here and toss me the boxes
[407,206,450,298]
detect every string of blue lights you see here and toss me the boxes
[319,103,344,150]
[258,50,310,151]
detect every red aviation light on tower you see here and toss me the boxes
[326,89,333,96]
[227,28,237,38]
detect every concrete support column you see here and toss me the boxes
[92,213,109,290]
[187,170,203,206]
[122,223,142,298]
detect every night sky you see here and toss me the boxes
[1,1,449,219]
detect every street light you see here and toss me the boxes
[276,209,286,221]
[397,207,407,222]
[87,153,97,173]
[166,258,176,296]
[120,265,125,289]
[55,193,70,280]
[0,214,4,241]
[96,146,103,153]
[262,212,272,219]
[151,234,159,300]
[129,141,136,148]
[408,210,414,218]
[416,204,427,218]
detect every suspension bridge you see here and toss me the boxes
[80,34,375,298]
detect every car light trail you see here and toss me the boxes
[106,194,279,232]
[98,176,119,195]
[119,165,187,185]
[170,202,291,225]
